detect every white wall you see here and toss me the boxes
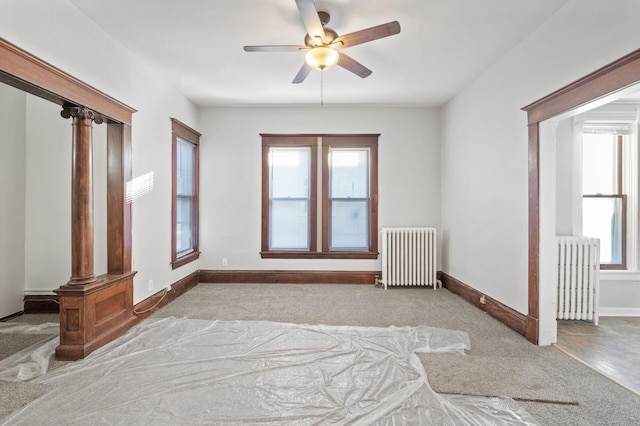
[22,95,107,294]
[555,117,580,236]
[600,277,640,316]
[23,96,72,293]
[1,0,199,304]
[0,84,27,318]
[198,107,441,271]
[441,0,640,316]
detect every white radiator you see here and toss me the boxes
[380,227,439,289]
[556,236,600,325]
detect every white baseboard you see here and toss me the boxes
[599,307,640,317]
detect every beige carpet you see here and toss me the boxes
[2,284,640,425]
[150,284,640,425]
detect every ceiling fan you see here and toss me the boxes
[244,0,401,84]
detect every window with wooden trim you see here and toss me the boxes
[581,131,627,269]
[171,118,200,269]
[261,134,378,259]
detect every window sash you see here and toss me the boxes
[269,199,310,250]
[171,118,200,269]
[176,137,195,197]
[582,194,627,269]
[268,146,312,251]
[581,133,627,270]
[322,136,378,255]
[328,146,371,251]
[176,194,194,255]
[581,133,621,195]
[329,199,370,250]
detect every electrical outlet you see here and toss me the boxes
[222,258,228,267]
[148,280,154,291]
[165,284,172,292]
[479,295,487,305]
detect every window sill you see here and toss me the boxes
[600,270,640,282]
[260,251,379,260]
[171,251,201,269]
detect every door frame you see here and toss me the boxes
[522,48,640,343]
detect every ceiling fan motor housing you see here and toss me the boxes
[304,11,337,46]
[305,27,338,47]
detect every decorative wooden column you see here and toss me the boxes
[61,106,102,285]
[55,108,136,361]
[1,39,137,361]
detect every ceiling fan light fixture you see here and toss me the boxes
[305,46,339,70]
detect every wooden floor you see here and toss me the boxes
[556,317,640,395]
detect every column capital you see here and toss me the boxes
[61,106,104,124]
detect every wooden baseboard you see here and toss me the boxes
[16,270,534,348]
[439,272,528,337]
[133,270,199,322]
[55,272,137,360]
[199,270,380,285]
[23,294,60,314]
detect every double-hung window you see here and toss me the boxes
[171,118,200,269]
[581,131,627,269]
[261,134,378,259]
[267,139,317,251]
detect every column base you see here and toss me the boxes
[67,274,98,285]
[54,271,137,360]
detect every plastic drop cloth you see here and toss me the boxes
[0,322,58,382]
[1,318,538,425]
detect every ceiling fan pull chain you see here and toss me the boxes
[321,69,324,106]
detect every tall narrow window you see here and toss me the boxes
[581,132,626,269]
[324,138,376,251]
[262,136,317,255]
[171,118,200,269]
[269,147,312,250]
[261,134,377,259]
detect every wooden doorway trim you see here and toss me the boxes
[522,48,640,344]
[0,37,137,359]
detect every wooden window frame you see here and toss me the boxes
[261,135,318,257]
[261,134,379,259]
[582,134,627,269]
[171,118,201,269]
[322,135,378,256]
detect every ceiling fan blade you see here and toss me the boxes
[244,45,307,52]
[292,63,313,84]
[295,0,325,45]
[337,53,372,79]
[334,21,401,49]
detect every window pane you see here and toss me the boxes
[330,200,368,250]
[171,119,200,269]
[331,148,369,198]
[582,133,617,194]
[270,200,309,250]
[177,138,194,196]
[269,146,311,250]
[582,197,623,264]
[270,147,310,198]
[176,196,193,254]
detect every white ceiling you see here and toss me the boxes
[70,0,570,107]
